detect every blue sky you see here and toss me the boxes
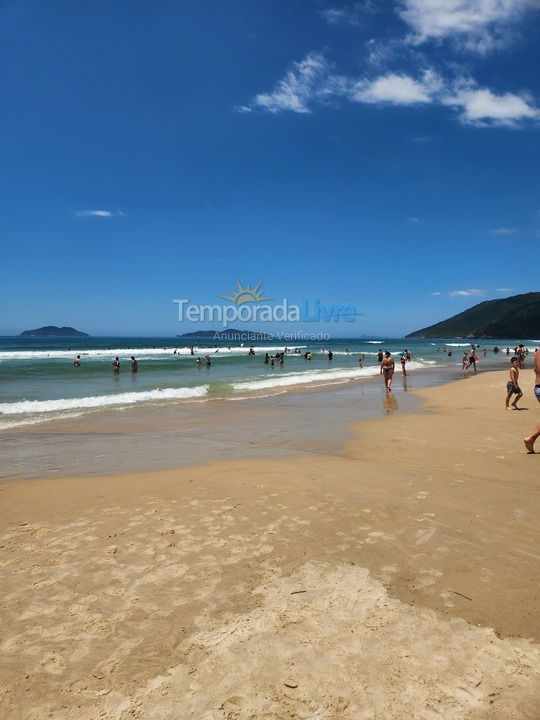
[1,0,539,337]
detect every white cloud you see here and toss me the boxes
[239,53,539,127]
[398,0,538,52]
[496,287,516,291]
[431,291,442,295]
[443,84,539,126]
[350,70,441,105]
[491,226,518,234]
[408,216,420,222]
[247,53,337,114]
[74,209,126,218]
[449,288,484,297]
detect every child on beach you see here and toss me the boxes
[505,357,523,410]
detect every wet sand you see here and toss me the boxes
[1,369,539,719]
[1,368,430,481]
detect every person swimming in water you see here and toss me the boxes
[380,351,395,391]
[73,355,81,367]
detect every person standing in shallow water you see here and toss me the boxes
[468,348,477,374]
[112,357,120,372]
[524,349,540,453]
[380,351,395,391]
[130,356,138,372]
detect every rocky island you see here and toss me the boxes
[19,326,89,337]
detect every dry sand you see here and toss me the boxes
[1,369,539,719]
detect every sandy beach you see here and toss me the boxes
[1,368,539,719]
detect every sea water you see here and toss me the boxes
[0,335,534,429]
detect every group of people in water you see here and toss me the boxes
[69,340,540,453]
[73,355,138,372]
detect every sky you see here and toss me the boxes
[1,0,539,337]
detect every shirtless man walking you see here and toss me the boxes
[524,348,540,453]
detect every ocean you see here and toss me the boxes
[0,335,536,430]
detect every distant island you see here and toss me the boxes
[20,326,89,337]
[178,328,274,340]
[407,292,540,339]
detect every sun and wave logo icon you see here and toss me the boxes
[219,281,272,306]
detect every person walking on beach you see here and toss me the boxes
[380,351,395,391]
[468,348,477,374]
[462,351,469,372]
[400,352,407,376]
[130,356,138,372]
[112,357,120,372]
[524,349,540,453]
[505,357,523,410]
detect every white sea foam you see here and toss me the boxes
[0,385,209,415]
[232,361,435,392]
[0,345,307,361]
[445,343,472,347]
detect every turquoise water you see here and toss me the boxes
[0,335,536,429]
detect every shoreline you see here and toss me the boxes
[1,368,539,718]
[0,363,493,482]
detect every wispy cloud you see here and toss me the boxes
[431,291,442,295]
[321,1,377,27]
[398,0,538,53]
[241,53,341,114]
[449,288,484,297]
[496,287,516,292]
[490,226,518,234]
[408,216,420,223]
[238,53,540,127]
[74,209,126,218]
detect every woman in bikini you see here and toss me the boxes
[380,351,395,391]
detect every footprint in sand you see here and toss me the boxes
[416,491,428,500]
[415,527,437,546]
